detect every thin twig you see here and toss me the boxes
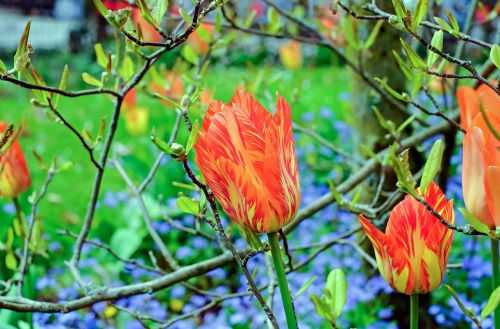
[17,168,55,295]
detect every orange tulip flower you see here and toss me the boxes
[0,122,31,198]
[359,182,454,295]
[457,83,500,130]
[457,83,500,228]
[194,90,301,233]
[462,111,500,229]
[187,23,214,55]
[123,88,137,110]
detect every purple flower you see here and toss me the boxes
[301,112,314,122]
[2,203,16,215]
[170,285,187,299]
[176,246,194,259]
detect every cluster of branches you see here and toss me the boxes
[0,0,498,328]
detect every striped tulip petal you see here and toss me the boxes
[195,90,301,233]
[359,182,454,295]
[0,122,31,198]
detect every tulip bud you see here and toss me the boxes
[0,122,31,198]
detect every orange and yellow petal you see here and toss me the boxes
[463,127,495,228]
[361,183,453,295]
[457,86,479,130]
[476,83,500,116]
[262,94,301,228]
[0,123,31,198]
[195,91,300,233]
[485,166,500,227]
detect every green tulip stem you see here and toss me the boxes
[410,294,419,329]
[492,238,500,329]
[267,231,298,329]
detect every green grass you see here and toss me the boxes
[0,64,350,254]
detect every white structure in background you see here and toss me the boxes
[0,0,83,51]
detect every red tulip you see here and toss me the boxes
[194,90,301,233]
[359,182,454,294]
[0,122,31,198]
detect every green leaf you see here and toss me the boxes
[325,268,348,318]
[412,0,429,32]
[179,7,193,25]
[446,10,459,35]
[13,20,32,75]
[420,139,444,192]
[393,51,413,79]
[411,70,424,98]
[433,16,452,32]
[400,38,427,69]
[110,228,146,259]
[119,55,135,81]
[5,252,17,271]
[328,181,345,206]
[81,72,103,88]
[364,20,384,50]
[341,16,359,50]
[243,10,257,28]
[295,276,318,298]
[153,92,180,108]
[53,65,69,108]
[242,226,263,251]
[0,59,7,74]
[396,114,416,134]
[458,208,491,234]
[151,128,172,153]
[186,120,200,154]
[391,0,407,19]
[182,44,199,64]
[94,43,108,68]
[267,7,282,33]
[391,146,417,197]
[92,0,107,18]
[481,287,500,319]
[137,0,158,27]
[214,9,222,34]
[388,15,406,31]
[154,0,168,24]
[177,196,199,215]
[490,44,500,70]
[427,30,443,68]
[17,321,30,329]
[374,77,407,101]
[310,294,334,322]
